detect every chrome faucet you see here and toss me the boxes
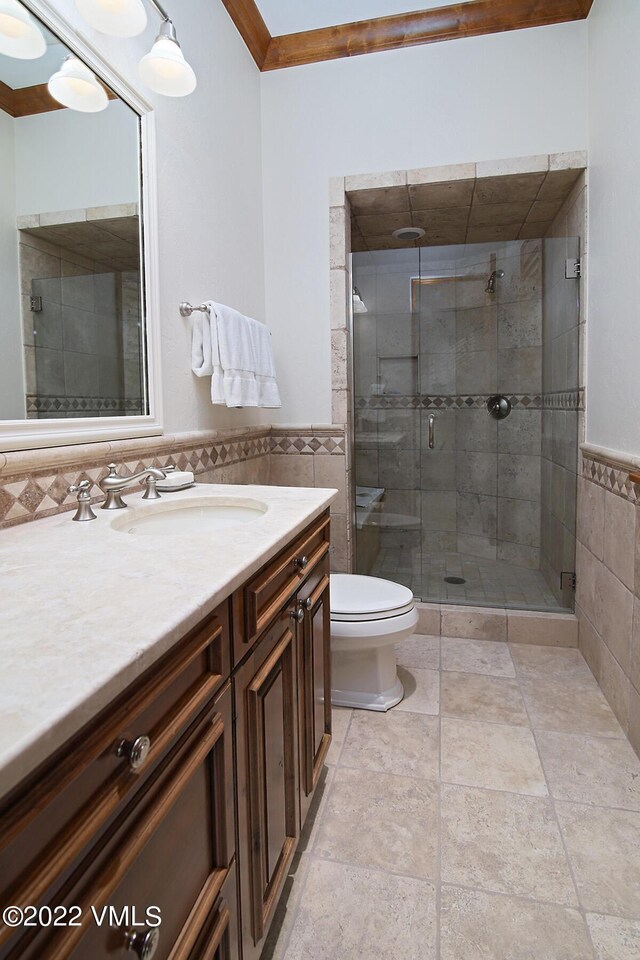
[99,463,167,510]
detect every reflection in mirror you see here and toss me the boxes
[0,4,148,422]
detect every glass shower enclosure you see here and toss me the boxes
[352,237,580,612]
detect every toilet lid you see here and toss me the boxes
[330,574,415,622]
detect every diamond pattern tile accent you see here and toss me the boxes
[0,426,344,529]
[582,453,639,505]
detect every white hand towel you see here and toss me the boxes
[205,301,281,408]
[190,310,213,377]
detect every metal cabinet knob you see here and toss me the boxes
[116,735,151,771]
[290,607,305,623]
[300,597,313,611]
[293,556,308,570]
[126,929,160,960]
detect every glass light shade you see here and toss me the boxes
[74,0,146,37]
[0,0,46,59]
[139,35,196,97]
[48,56,109,113]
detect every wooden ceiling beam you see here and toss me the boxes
[220,0,271,69]
[0,81,117,118]
[221,0,594,73]
[262,0,587,71]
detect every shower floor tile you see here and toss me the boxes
[369,549,564,611]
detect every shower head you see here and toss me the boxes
[485,269,504,293]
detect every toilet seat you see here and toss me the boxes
[330,574,414,622]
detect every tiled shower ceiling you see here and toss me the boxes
[349,167,583,251]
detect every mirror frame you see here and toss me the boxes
[0,0,162,452]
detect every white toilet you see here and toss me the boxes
[330,574,418,711]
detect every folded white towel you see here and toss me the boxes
[190,310,213,377]
[205,301,281,408]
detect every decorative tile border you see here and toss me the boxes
[581,450,640,505]
[270,429,346,455]
[0,429,272,530]
[0,425,348,530]
[541,388,585,411]
[355,389,584,412]
[26,395,145,416]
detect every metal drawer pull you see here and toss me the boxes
[126,928,160,959]
[290,606,305,623]
[293,555,308,570]
[116,734,151,771]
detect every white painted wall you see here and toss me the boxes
[46,0,267,433]
[261,22,589,424]
[0,110,25,419]
[14,100,139,215]
[586,0,640,455]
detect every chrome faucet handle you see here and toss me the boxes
[68,480,97,522]
[100,464,166,510]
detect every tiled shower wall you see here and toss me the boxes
[19,232,143,419]
[540,173,585,607]
[352,240,544,565]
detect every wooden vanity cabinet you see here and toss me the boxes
[0,510,333,960]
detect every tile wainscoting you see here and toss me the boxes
[577,446,640,757]
[0,424,350,564]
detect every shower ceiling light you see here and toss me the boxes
[0,0,46,59]
[139,19,196,97]
[74,0,147,37]
[393,227,425,241]
[48,56,109,112]
[352,288,368,314]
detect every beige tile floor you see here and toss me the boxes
[262,635,640,960]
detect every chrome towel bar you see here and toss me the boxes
[179,301,209,317]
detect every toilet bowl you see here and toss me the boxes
[330,574,418,711]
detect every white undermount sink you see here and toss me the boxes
[111,496,268,537]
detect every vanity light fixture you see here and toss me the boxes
[48,55,109,112]
[0,0,46,59]
[74,0,147,38]
[138,15,196,97]
[352,287,368,314]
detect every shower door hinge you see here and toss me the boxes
[560,571,576,592]
[30,295,42,312]
[565,258,581,279]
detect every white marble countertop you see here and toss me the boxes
[0,482,336,800]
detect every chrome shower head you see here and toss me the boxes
[485,269,505,293]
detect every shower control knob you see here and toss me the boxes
[486,395,512,420]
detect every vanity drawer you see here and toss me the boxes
[241,513,330,652]
[0,601,232,955]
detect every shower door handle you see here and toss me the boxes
[428,414,435,450]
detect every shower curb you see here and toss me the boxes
[414,603,578,647]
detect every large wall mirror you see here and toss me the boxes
[0,0,161,451]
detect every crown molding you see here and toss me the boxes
[221,0,594,72]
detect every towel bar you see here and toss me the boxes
[179,301,209,317]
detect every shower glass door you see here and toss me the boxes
[353,235,580,612]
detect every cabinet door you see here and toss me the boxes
[5,685,237,960]
[235,609,299,960]
[297,568,332,823]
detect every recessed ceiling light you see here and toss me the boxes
[392,227,425,241]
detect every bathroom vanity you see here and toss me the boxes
[0,484,335,960]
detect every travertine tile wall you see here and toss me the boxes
[540,173,586,606]
[351,240,543,567]
[269,426,349,572]
[576,453,640,757]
